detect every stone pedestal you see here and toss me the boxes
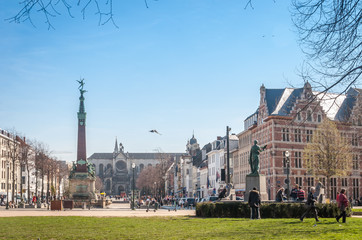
[244,174,268,202]
[69,172,96,200]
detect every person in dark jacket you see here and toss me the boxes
[300,187,319,222]
[336,189,348,223]
[276,187,284,202]
[290,185,299,201]
[218,187,227,200]
[248,187,261,219]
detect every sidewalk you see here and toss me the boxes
[0,203,195,218]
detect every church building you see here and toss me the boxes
[88,139,184,196]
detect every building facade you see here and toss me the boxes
[233,83,361,200]
[88,139,184,196]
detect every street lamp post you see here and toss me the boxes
[154,182,157,198]
[132,163,135,210]
[285,151,290,200]
[226,126,231,184]
[6,161,9,210]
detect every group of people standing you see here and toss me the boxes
[248,186,351,223]
[276,185,306,203]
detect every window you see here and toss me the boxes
[282,128,290,141]
[307,110,312,122]
[306,130,313,142]
[22,176,26,184]
[297,112,301,121]
[317,114,322,122]
[283,151,288,168]
[330,178,337,200]
[352,133,358,146]
[296,177,302,186]
[294,152,302,168]
[353,154,359,170]
[307,177,314,187]
[294,129,301,142]
[341,178,348,187]
[353,179,359,199]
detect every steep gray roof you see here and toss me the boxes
[88,152,184,160]
[263,86,360,121]
[88,153,114,159]
[265,88,304,116]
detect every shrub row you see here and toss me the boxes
[196,202,352,218]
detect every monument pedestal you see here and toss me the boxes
[244,174,268,202]
[69,172,96,200]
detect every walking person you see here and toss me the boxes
[336,189,348,223]
[248,187,261,219]
[145,196,150,212]
[300,187,319,222]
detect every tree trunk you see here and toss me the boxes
[58,175,61,200]
[326,176,330,200]
[26,165,30,204]
[47,170,50,202]
[11,161,15,203]
[20,165,23,202]
[41,172,44,202]
[35,170,38,198]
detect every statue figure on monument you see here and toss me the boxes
[77,78,85,90]
[249,140,267,175]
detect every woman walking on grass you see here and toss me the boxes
[336,189,348,223]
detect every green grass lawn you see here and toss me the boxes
[352,208,362,212]
[0,217,361,240]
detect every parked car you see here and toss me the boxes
[206,196,219,202]
[236,196,244,201]
[185,197,195,206]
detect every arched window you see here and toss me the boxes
[307,110,312,122]
[106,179,111,190]
[99,164,104,176]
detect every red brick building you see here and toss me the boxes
[233,83,361,201]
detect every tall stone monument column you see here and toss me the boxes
[69,79,96,201]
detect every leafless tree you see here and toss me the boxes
[292,0,362,94]
[6,0,158,29]
[18,136,33,203]
[31,140,50,201]
[56,160,69,199]
[136,153,173,197]
[303,118,352,199]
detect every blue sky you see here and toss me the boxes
[0,1,305,162]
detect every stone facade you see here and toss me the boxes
[233,84,362,201]
[88,140,184,196]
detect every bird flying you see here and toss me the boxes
[149,130,162,135]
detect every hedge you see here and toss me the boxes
[196,202,352,218]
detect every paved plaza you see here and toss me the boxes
[0,202,196,218]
